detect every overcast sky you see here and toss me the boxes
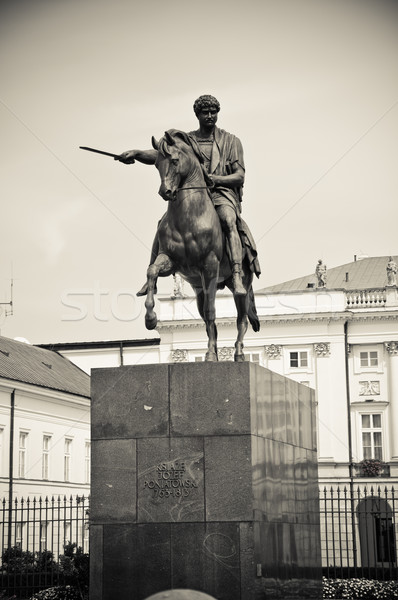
[1,0,397,344]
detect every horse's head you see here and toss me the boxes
[152,130,202,202]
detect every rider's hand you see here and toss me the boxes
[208,174,219,187]
[115,150,136,164]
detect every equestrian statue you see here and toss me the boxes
[115,95,260,361]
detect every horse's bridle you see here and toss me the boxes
[176,185,210,193]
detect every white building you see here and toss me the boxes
[47,255,398,489]
[38,256,398,570]
[0,336,91,501]
[155,255,398,487]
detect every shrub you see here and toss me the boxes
[29,585,83,600]
[0,590,17,600]
[58,543,89,590]
[1,547,56,574]
[323,576,398,599]
[1,547,36,573]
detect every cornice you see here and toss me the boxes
[351,400,389,408]
[0,378,90,407]
[157,320,210,331]
[349,311,398,322]
[258,313,349,325]
[157,308,398,331]
[13,405,90,427]
[158,312,350,330]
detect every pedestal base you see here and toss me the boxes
[90,362,322,600]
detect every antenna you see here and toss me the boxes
[0,278,14,318]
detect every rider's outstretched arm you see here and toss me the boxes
[115,149,157,165]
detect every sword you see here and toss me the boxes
[79,146,134,163]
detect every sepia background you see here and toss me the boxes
[1,0,397,343]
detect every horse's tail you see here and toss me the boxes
[248,286,260,332]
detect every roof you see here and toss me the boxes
[39,338,160,352]
[258,256,397,294]
[0,336,90,398]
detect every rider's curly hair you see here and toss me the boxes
[193,94,220,116]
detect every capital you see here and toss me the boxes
[171,349,188,362]
[385,341,398,355]
[264,344,282,359]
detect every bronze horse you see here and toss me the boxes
[143,129,259,361]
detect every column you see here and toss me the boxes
[384,342,398,460]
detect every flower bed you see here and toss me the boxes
[323,576,398,599]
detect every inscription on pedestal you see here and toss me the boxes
[143,461,199,499]
[137,438,204,522]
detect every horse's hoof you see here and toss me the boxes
[136,283,148,297]
[145,314,158,330]
[137,283,157,297]
[234,353,245,362]
[205,351,218,362]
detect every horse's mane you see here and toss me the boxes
[160,129,213,188]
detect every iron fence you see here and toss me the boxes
[0,488,397,597]
[320,485,397,580]
[0,494,89,598]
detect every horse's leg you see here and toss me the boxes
[226,264,252,361]
[233,293,249,361]
[194,286,218,362]
[201,256,219,361]
[144,253,174,330]
[137,227,161,296]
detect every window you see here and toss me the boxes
[84,521,89,542]
[18,432,28,478]
[85,441,91,484]
[40,522,48,552]
[64,522,71,544]
[42,435,51,480]
[290,351,308,368]
[64,438,72,482]
[361,414,383,460]
[15,522,25,548]
[360,351,378,368]
[0,427,4,476]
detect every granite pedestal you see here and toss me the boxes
[90,362,322,600]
